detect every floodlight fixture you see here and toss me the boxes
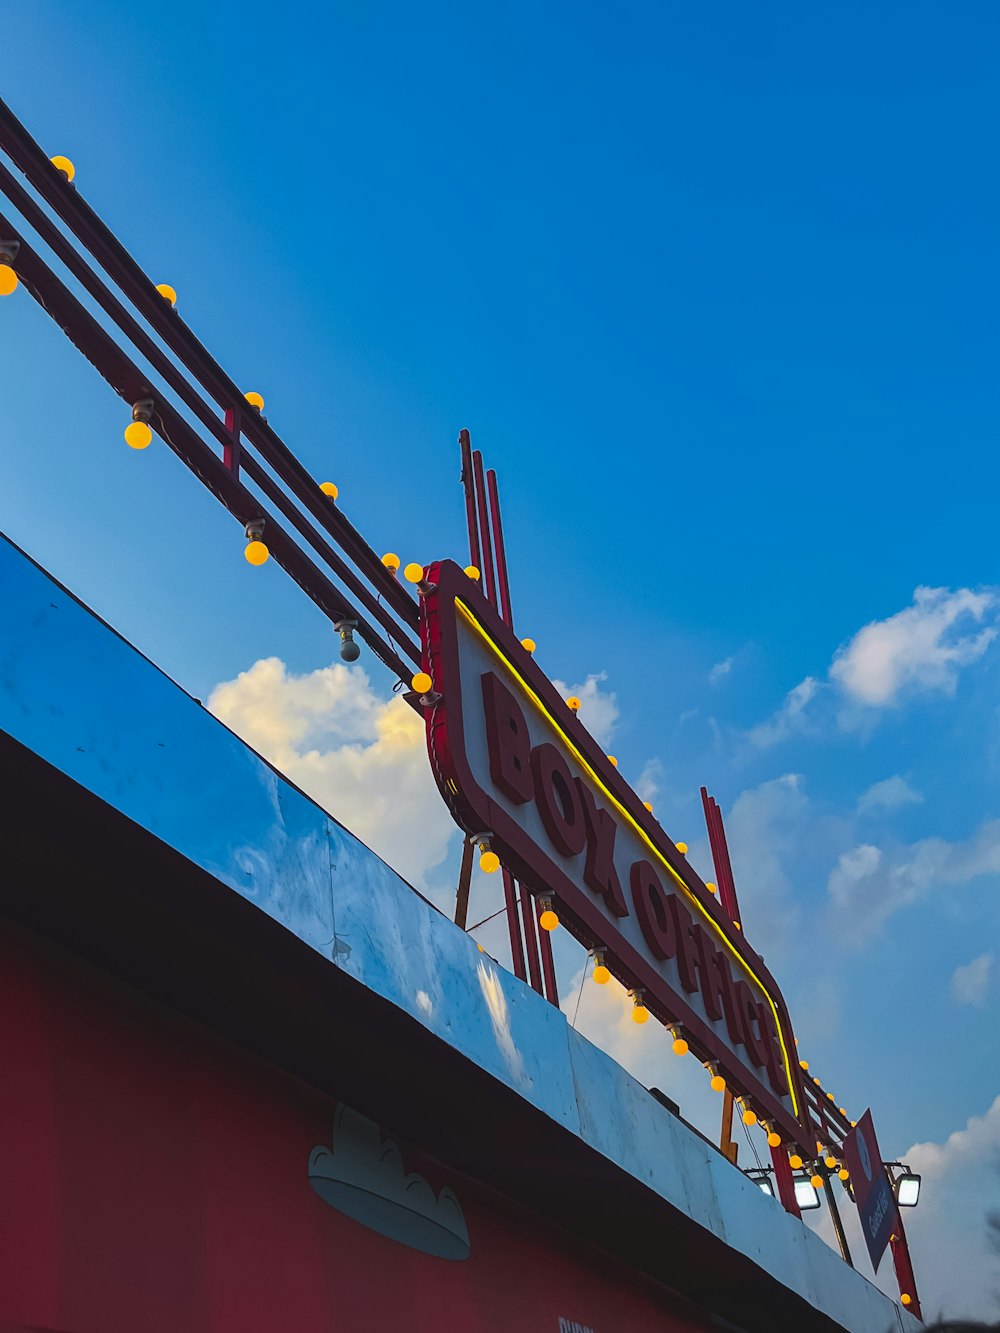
[793,1174,821,1211]
[886,1162,921,1207]
[745,1168,774,1198]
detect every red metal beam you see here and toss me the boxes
[2,216,414,681]
[0,96,418,635]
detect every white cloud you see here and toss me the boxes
[826,819,1000,942]
[827,844,882,909]
[950,953,994,1008]
[746,676,822,749]
[857,776,923,814]
[636,758,663,805]
[551,671,619,746]
[747,586,997,749]
[709,656,734,685]
[208,658,457,894]
[830,586,997,708]
[896,1096,1000,1319]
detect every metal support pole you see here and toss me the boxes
[486,468,514,628]
[822,1169,854,1268]
[518,881,544,995]
[501,868,526,982]
[459,429,481,573]
[536,905,560,1006]
[472,450,497,608]
[454,836,474,930]
[223,406,242,475]
[720,1090,739,1165]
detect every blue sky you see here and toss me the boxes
[3,0,1000,1316]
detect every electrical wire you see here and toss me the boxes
[571,954,591,1028]
[466,902,509,933]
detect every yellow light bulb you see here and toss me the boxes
[155,283,177,306]
[411,672,433,694]
[826,1091,835,1102]
[839,1107,847,1116]
[742,1109,757,1127]
[800,1060,809,1071]
[710,1074,725,1093]
[813,1077,821,1086]
[705,880,717,894]
[479,850,500,874]
[381,552,401,570]
[825,1156,837,1170]
[672,1037,688,1057]
[521,637,536,653]
[607,755,618,767]
[320,481,339,499]
[901,1295,912,1307]
[789,1154,803,1170]
[675,841,688,854]
[593,964,610,985]
[566,696,581,712]
[464,565,480,580]
[838,1168,849,1181]
[403,562,425,584]
[632,1003,649,1025]
[539,908,559,932]
[0,265,19,296]
[124,421,152,450]
[810,1175,823,1191]
[50,155,75,181]
[244,539,269,566]
[767,1132,781,1149]
[244,391,265,411]
[850,1120,857,1128]
[643,802,654,813]
[734,921,742,931]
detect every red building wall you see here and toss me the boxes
[0,925,710,1333]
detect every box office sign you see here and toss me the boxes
[420,562,808,1147]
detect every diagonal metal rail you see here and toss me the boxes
[0,94,426,674]
[1,214,415,681]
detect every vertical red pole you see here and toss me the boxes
[486,468,514,628]
[472,450,497,607]
[518,881,544,995]
[701,788,740,923]
[224,406,242,474]
[501,868,526,982]
[459,429,481,572]
[536,904,560,1006]
[890,1206,923,1319]
[536,917,559,1006]
[771,1142,801,1218]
